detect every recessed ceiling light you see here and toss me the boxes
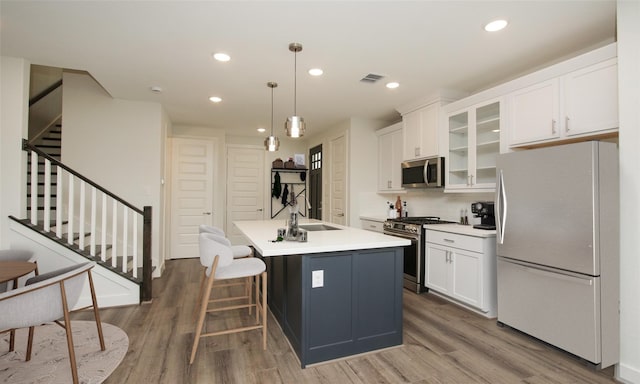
[484,19,508,32]
[213,52,231,62]
[209,96,222,103]
[308,68,323,76]
[386,82,400,89]
[257,127,266,133]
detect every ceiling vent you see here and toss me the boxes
[360,73,384,83]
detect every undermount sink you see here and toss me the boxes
[298,224,342,231]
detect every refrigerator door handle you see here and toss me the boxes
[506,258,594,286]
[496,169,507,244]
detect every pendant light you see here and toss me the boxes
[285,42,306,138]
[264,82,280,151]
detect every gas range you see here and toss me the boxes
[383,216,456,294]
[383,216,455,235]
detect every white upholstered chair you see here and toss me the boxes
[198,224,253,258]
[190,232,267,364]
[0,262,105,384]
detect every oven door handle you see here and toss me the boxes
[383,231,419,241]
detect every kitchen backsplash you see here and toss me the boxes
[359,189,494,225]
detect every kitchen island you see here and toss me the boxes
[234,219,410,367]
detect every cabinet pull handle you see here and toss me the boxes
[203,212,212,215]
[565,116,570,132]
[552,119,557,134]
[470,174,474,186]
[415,147,420,157]
[444,238,454,243]
[387,180,391,189]
[445,251,450,263]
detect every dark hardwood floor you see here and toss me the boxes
[73,258,619,383]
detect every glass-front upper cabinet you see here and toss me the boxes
[446,99,501,192]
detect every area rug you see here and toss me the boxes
[0,321,128,384]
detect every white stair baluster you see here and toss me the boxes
[122,206,128,273]
[132,213,138,278]
[78,181,86,250]
[101,193,107,262]
[67,174,74,245]
[30,151,38,225]
[90,186,97,257]
[43,159,51,232]
[56,168,63,239]
[111,200,118,268]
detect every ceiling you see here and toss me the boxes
[0,1,617,139]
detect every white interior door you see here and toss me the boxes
[330,134,347,225]
[169,138,215,259]
[226,146,265,245]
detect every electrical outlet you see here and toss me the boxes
[312,270,324,288]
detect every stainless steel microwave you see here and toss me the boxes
[401,157,445,188]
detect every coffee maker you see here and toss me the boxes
[471,201,496,230]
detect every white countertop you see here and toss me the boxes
[424,223,496,238]
[234,219,411,257]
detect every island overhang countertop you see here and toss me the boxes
[234,219,410,256]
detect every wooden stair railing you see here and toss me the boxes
[20,139,152,302]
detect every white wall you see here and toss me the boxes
[0,56,30,248]
[348,118,391,226]
[617,1,640,383]
[62,72,165,276]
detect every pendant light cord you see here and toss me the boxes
[293,50,297,115]
[271,85,274,135]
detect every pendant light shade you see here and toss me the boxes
[285,42,305,138]
[264,82,280,152]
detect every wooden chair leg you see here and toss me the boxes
[59,281,79,384]
[87,270,105,351]
[255,275,260,324]
[193,269,206,322]
[26,327,34,361]
[190,258,218,364]
[246,276,252,315]
[9,329,15,352]
[262,271,267,350]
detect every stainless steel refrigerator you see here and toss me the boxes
[495,141,619,369]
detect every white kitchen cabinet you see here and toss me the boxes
[425,229,497,317]
[376,123,404,192]
[446,99,501,192]
[402,103,439,161]
[508,59,618,147]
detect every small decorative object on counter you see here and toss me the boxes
[464,209,469,225]
[388,204,396,219]
[460,209,465,225]
[395,196,402,218]
[403,201,408,217]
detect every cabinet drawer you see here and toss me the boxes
[425,230,483,252]
[361,219,384,233]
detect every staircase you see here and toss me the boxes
[26,122,62,217]
[15,73,153,303]
[17,134,153,303]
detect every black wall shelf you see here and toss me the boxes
[271,168,308,219]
